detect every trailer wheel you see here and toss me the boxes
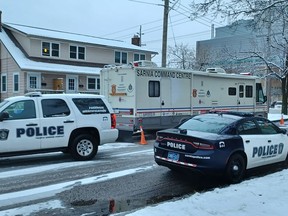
[69,134,98,161]
[225,153,246,184]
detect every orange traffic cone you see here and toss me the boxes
[139,126,147,145]
[280,114,285,126]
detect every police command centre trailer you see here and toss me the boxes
[100,61,267,138]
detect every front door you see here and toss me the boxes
[66,76,78,93]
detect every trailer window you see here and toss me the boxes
[239,85,244,98]
[245,85,253,98]
[256,83,266,103]
[228,87,236,96]
[149,81,160,97]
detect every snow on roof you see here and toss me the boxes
[0,28,100,75]
[5,23,157,54]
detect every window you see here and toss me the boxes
[237,120,259,135]
[256,119,278,134]
[1,74,7,92]
[239,85,244,98]
[245,85,253,98]
[13,73,19,92]
[42,42,50,56]
[41,99,70,118]
[115,51,128,64]
[122,52,127,64]
[228,87,236,96]
[70,45,85,60]
[256,83,265,103]
[87,77,100,90]
[51,43,59,57]
[134,53,146,61]
[2,100,36,120]
[72,98,109,114]
[70,46,77,59]
[42,42,59,57]
[78,47,85,60]
[149,81,160,97]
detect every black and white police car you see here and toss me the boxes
[154,112,288,183]
[0,92,118,160]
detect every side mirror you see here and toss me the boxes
[281,128,287,134]
[0,112,9,122]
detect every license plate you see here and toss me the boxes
[167,152,179,161]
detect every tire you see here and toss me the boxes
[225,154,246,184]
[284,154,288,168]
[69,134,98,161]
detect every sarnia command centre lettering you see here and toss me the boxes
[16,126,64,138]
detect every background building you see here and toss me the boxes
[196,18,285,103]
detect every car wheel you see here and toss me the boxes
[69,134,98,161]
[225,154,246,184]
[284,154,288,168]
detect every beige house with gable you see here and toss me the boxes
[0,20,157,100]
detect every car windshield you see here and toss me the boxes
[179,114,236,134]
[0,100,8,109]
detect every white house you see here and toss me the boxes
[0,19,157,100]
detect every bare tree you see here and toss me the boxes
[167,43,196,69]
[190,0,287,22]
[190,0,288,114]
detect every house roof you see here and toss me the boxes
[4,23,158,54]
[0,28,100,75]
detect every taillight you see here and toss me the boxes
[192,142,214,150]
[111,114,117,129]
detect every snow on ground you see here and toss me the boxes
[123,168,288,216]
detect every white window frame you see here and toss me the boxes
[87,76,100,90]
[66,75,78,93]
[1,73,7,93]
[115,51,128,64]
[41,41,60,57]
[133,53,146,61]
[69,45,86,60]
[13,72,20,93]
[27,73,41,90]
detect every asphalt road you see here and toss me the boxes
[1,134,283,216]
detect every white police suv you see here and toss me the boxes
[0,92,118,160]
[154,112,288,183]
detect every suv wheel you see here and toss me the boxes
[70,134,98,161]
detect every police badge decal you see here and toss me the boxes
[0,129,9,141]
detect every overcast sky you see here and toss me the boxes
[0,0,223,64]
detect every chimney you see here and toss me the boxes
[131,35,141,46]
[0,11,2,32]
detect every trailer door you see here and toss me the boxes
[238,83,254,111]
[160,78,172,125]
[237,83,245,110]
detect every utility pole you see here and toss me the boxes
[137,25,144,47]
[161,0,169,67]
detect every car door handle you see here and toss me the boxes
[268,140,271,143]
[64,120,74,123]
[26,123,38,126]
[245,140,250,143]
